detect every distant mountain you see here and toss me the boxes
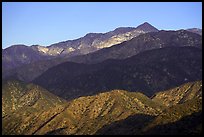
[2,45,52,71]
[2,57,65,82]
[135,22,158,32]
[2,80,202,135]
[67,29,202,64]
[42,22,158,56]
[33,46,202,100]
[3,29,202,83]
[2,22,158,72]
[186,28,202,35]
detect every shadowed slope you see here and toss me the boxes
[3,29,201,83]
[33,46,202,100]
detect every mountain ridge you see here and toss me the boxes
[2,80,202,135]
[3,29,202,83]
[2,22,158,72]
[67,29,201,64]
[33,46,202,100]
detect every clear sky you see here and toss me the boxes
[2,2,202,49]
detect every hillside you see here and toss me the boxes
[2,80,202,135]
[2,80,66,118]
[67,29,202,64]
[152,81,202,107]
[96,97,202,135]
[2,45,53,71]
[96,81,202,135]
[2,80,162,135]
[33,46,202,100]
[3,29,202,83]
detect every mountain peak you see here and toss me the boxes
[136,22,158,32]
[143,22,151,25]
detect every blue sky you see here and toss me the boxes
[2,2,202,49]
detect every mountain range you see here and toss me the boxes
[67,29,202,64]
[2,22,202,135]
[3,28,202,83]
[2,22,158,71]
[33,46,202,100]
